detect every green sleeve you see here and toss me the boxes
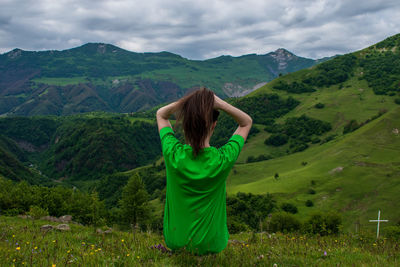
[159,126,181,156]
[218,134,245,166]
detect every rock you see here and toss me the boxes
[56,224,70,231]
[41,216,60,222]
[393,128,399,135]
[59,215,72,223]
[41,225,54,231]
[96,228,113,234]
[329,166,343,174]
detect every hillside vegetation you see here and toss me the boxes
[226,34,400,230]
[0,114,161,187]
[0,44,322,116]
[0,34,399,233]
[1,216,399,266]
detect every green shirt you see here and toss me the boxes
[160,126,244,255]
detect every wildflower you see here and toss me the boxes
[257,254,264,259]
[52,240,56,243]
[52,264,56,267]
[16,247,21,251]
[67,250,70,253]
[12,235,15,238]
[324,251,327,257]
[127,254,130,257]
[82,242,85,245]
[137,255,140,259]
[98,248,102,251]
[373,243,377,246]
[121,239,125,243]
[34,247,38,250]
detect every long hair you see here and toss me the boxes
[176,87,219,157]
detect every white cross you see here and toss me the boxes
[369,210,388,239]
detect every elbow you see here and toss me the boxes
[156,108,164,119]
[246,115,253,127]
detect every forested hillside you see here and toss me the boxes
[0,44,324,116]
[0,34,399,233]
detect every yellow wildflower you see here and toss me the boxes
[34,247,38,250]
[127,254,130,257]
[16,247,20,250]
[137,255,140,259]
[121,239,125,242]
[52,264,56,267]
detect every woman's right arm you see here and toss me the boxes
[214,95,253,141]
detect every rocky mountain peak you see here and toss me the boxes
[269,48,296,70]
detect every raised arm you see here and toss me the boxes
[156,101,179,132]
[214,95,253,141]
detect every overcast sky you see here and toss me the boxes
[0,0,400,59]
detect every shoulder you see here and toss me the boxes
[159,126,183,155]
[217,134,245,163]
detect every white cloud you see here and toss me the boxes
[0,0,399,59]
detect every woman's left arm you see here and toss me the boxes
[156,101,179,132]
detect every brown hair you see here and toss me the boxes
[176,87,219,157]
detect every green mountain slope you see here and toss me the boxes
[0,114,161,186]
[0,44,324,116]
[227,107,400,230]
[224,34,400,230]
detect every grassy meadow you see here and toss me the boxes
[1,216,399,266]
[229,103,400,231]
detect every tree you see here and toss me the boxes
[119,173,150,227]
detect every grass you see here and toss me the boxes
[32,77,88,86]
[227,106,400,231]
[1,216,399,266]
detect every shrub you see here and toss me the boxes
[267,212,301,233]
[384,226,400,239]
[305,200,314,207]
[314,103,325,109]
[265,133,289,146]
[395,98,400,105]
[343,120,360,134]
[304,212,341,235]
[227,217,250,234]
[28,205,49,219]
[308,189,316,195]
[246,154,272,163]
[281,203,298,214]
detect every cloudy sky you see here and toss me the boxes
[0,0,400,59]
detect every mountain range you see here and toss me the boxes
[0,44,329,116]
[0,33,399,231]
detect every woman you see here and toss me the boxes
[156,87,252,254]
